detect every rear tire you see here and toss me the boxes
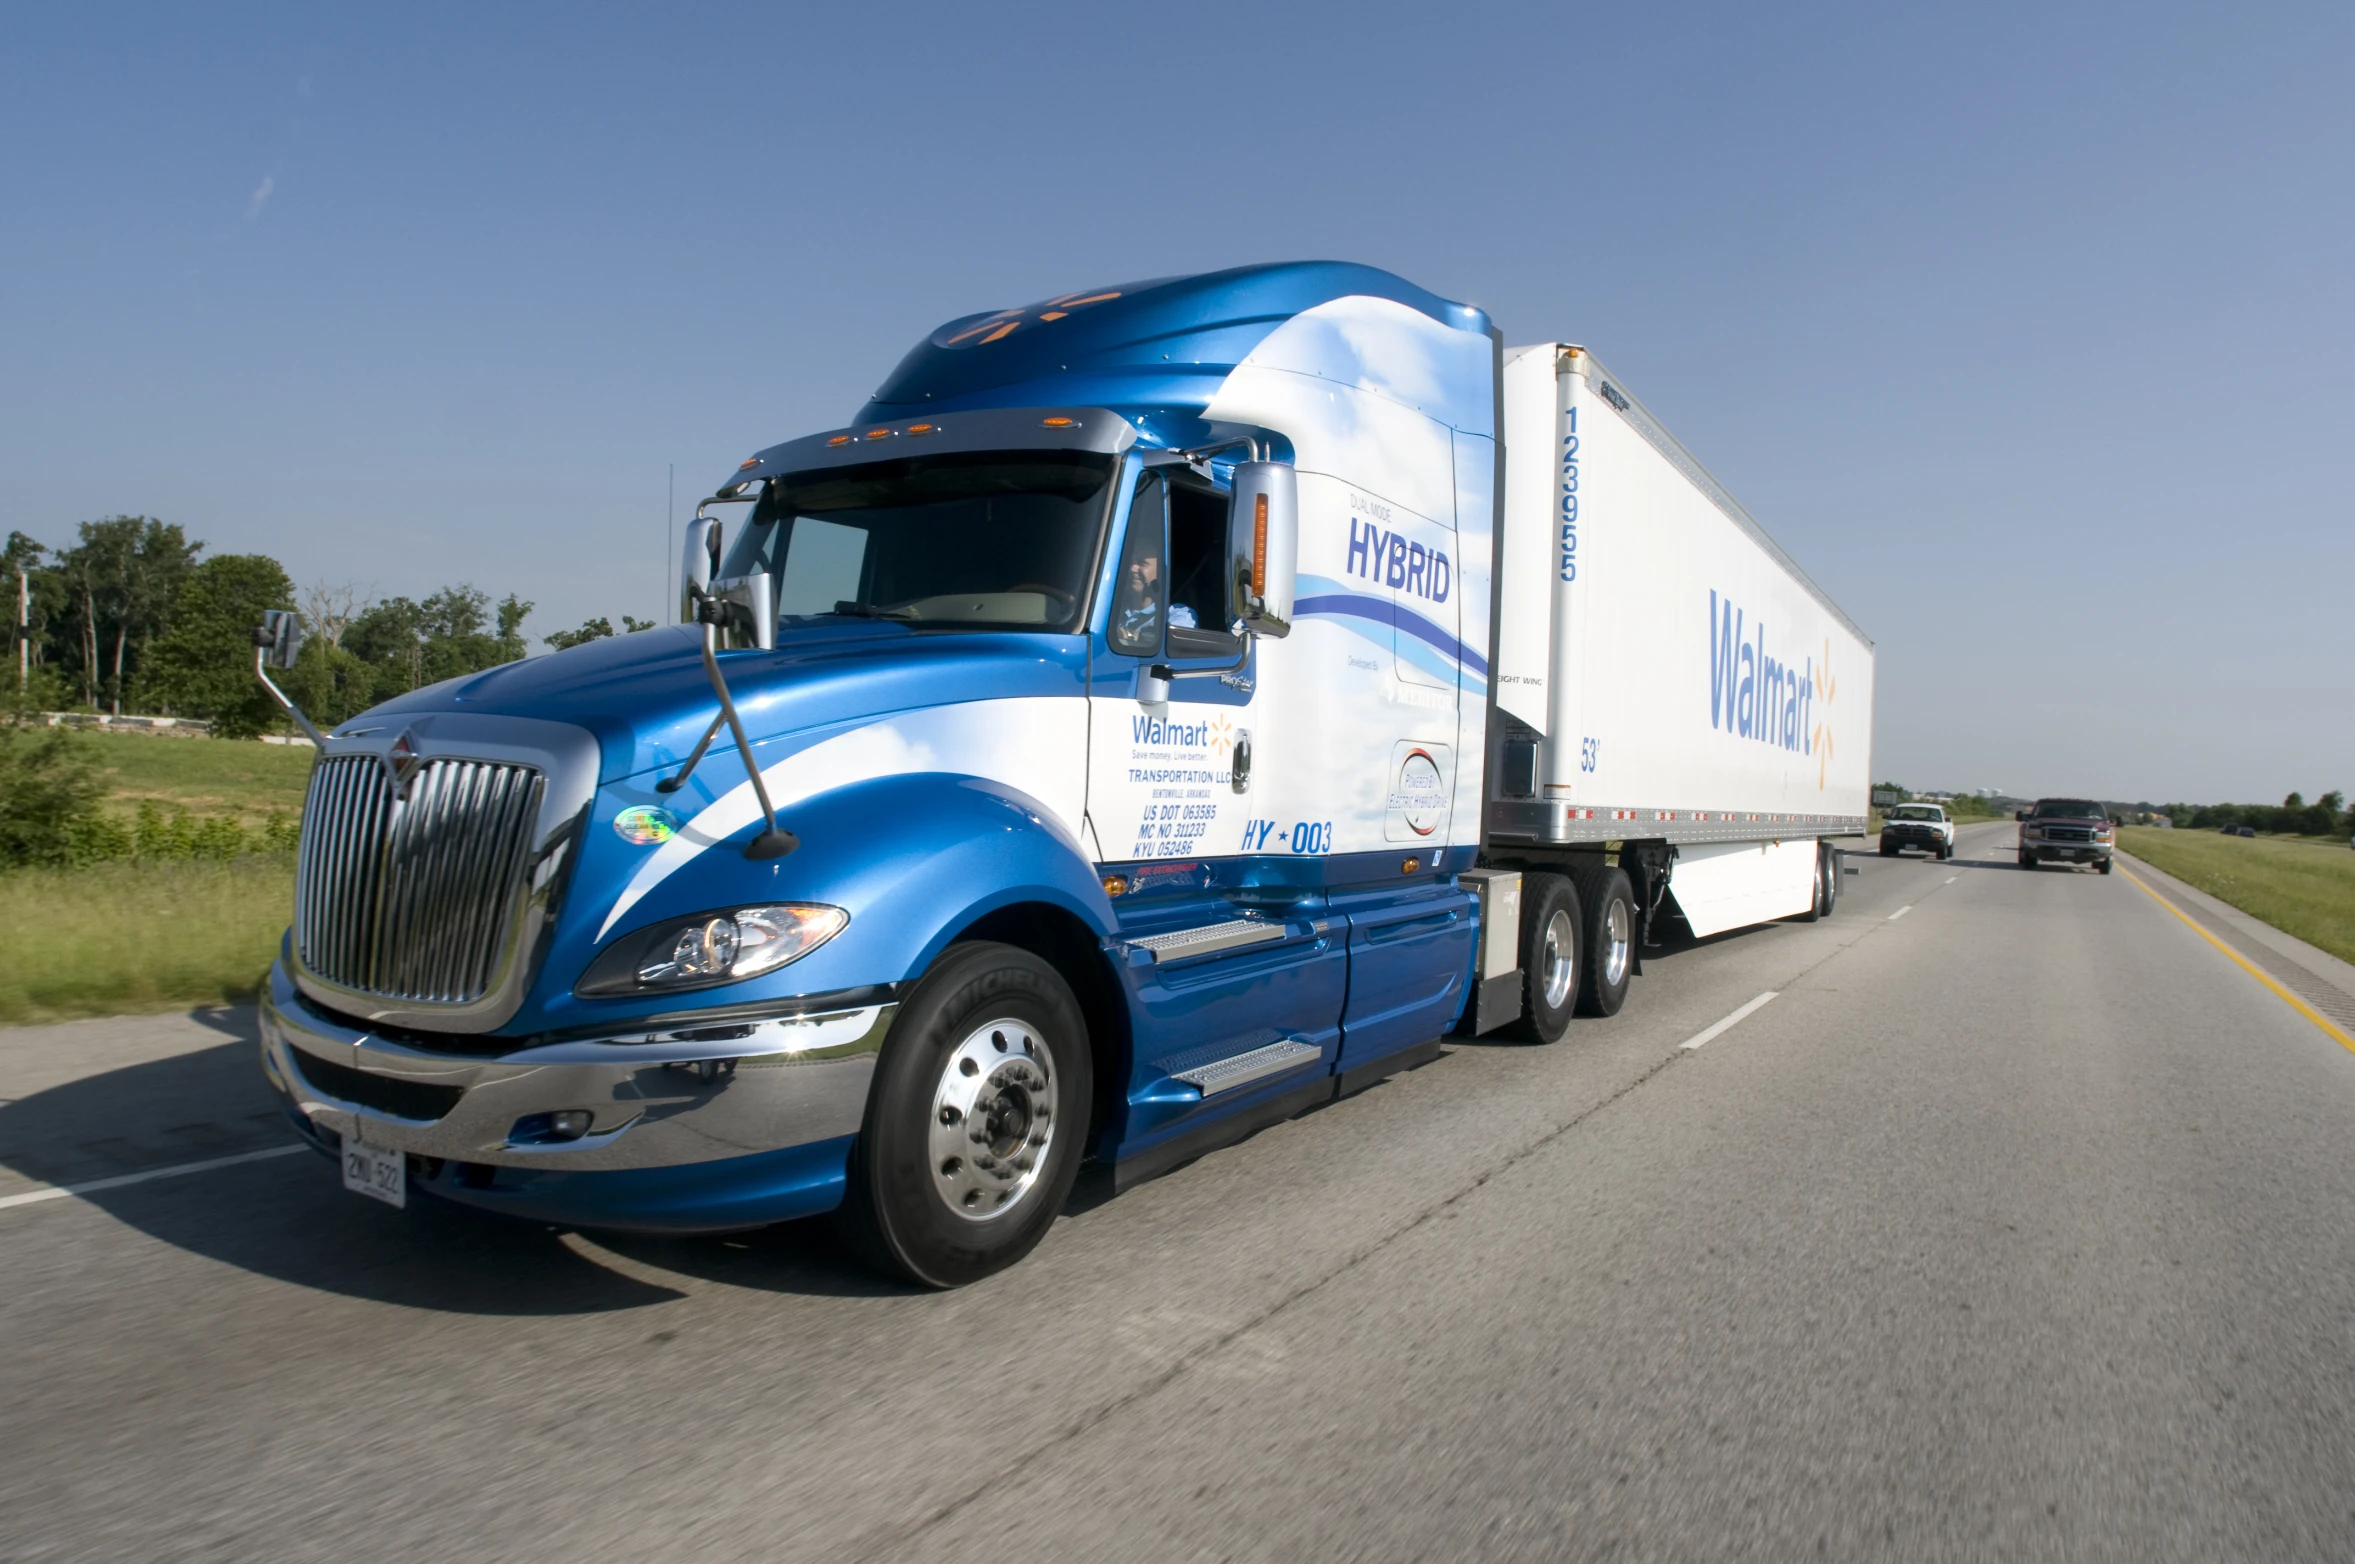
[1511,874,1581,1043]
[1796,843,1832,922]
[1568,863,1635,1018]
[836,942,1092,1288]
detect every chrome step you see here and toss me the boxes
[1170,1038,1323,1097]
[1126,917,1286,963]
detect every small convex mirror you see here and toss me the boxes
[1228,461,1296,637]
[257,609,305,670]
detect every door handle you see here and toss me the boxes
[1231,730,1252,794]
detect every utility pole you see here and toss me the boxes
[665,464,674,624]
[15,565,26,692]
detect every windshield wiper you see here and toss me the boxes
[828,600,916,619]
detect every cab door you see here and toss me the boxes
[1087,462,1344,1157]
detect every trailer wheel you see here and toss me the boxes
[1796,843,1833,922]
[836,941,1092,1288]
[1569,864,1635,1017]
[1512,874,1581,1043]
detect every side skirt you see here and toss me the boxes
[1108,1037,1450,1194]
[1111,1075,1336,1194]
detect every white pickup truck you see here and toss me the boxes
[1879,803,1956,860]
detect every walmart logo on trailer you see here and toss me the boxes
[1708,590,1814,753]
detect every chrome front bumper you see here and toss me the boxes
[259,961,889,1178]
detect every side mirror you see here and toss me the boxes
[1228,461,1296,638]
[681,516,720,621]
[2014,810,2028,821]
[256,609,305,670]
[703,571,776,652]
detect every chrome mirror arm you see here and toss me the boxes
[672,583,797,861]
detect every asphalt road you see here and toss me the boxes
[7,821,2355,1562]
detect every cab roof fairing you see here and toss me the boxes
[850,260,1494,435]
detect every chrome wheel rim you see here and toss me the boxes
[1603,898,1632,987]
[1540,909,1576,1011]
[928,1017,1057,1222]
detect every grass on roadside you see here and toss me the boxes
[73,730,316,824]
[0,856,294,1026]
[2118,827,2355,968]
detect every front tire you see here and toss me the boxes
[2098,857,2113,875]
[838,942,1092,1288]
[2018,851,2036,870]
[1569,863,1636,1018]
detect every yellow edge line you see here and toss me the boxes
[2120,867,2355,1056]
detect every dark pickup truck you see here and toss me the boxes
[2017,798,2114,873]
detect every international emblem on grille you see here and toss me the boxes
[294,752,547,1007]
[382,728,426,797]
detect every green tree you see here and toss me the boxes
[544,613,656,651]
[281,639,380,728]
[347,584,533,693]
[0,725,103,867]
[55,517,200,714]
[139,554,295,738]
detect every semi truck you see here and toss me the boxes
[253,262,1874,1285]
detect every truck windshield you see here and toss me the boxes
[1887,806,1943,821]
[2032,800,2105,819]
[731,449,1115,632]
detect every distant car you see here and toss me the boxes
[1880,803,1956,860]
[2233,825,2256,838]
[2019,797,2114,872]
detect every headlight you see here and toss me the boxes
[575,904,848,996]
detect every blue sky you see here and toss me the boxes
[4,2,2348,802]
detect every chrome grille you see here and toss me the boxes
[2045,825,2094,843]
[294,754,547,1005]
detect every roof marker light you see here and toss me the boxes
[864,427,894,439]
[737,458,759,470]
[907,422,937,435]
[1040,416,1076,428]
[827,435,853,446]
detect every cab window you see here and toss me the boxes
[1166,477,1237,658]
[1108,471,1166,656]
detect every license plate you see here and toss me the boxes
[342,1134,407,1209]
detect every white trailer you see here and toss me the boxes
[1467,344,1874,1032]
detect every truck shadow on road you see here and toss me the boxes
[0,1039,906,1309]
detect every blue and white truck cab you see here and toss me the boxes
[255,262,1517,1284]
